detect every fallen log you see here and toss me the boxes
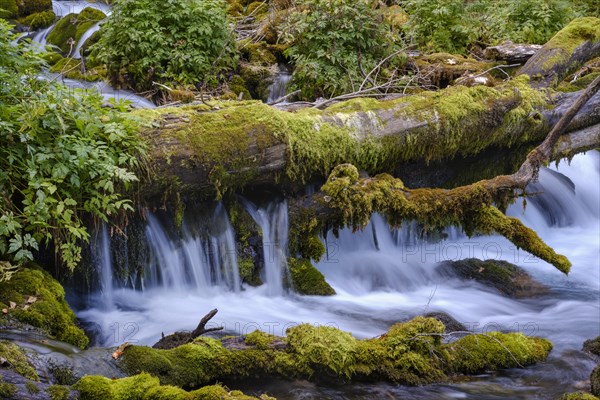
[484,41,542,64]
[136,18,600,199]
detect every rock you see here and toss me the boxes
[484,41,542,64]
[559,392,600,400]
[584,337,600,359]
[436,258,548,298]
[423,312,466,333]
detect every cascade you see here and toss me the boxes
[266,66,292,103]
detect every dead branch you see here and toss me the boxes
[152,309,223,350]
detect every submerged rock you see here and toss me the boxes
[287,258,335,296]
[423,312,466,333]
[592,364,600,396]
[436,258,548,298]
[584,337,600,359]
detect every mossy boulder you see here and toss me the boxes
[423,312,466,333]
[17,9,55,29]
[437,258,548,298]
[288,258,335,296]
[0,341,38,381]
[559,393,600,400]
[119,317,551,387]
[0,266,89,348]
[47,8,106,54]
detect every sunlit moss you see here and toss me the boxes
[0,341,38,380]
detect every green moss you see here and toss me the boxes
[0,0,18,19]
[43,51,64,66]
[245,2,267,17]
[25,381,40,394]
[75,372,270,400]
[446,332,552,373]
[241,42,276,66]
[16,0,51,18]
[47,8,106,54]
[47,385,70,400]
[559,393,600,400]
[0,381,16,398]
[0,341,38,380]
[558,72,600,92]
[592,364,600,397]
[17,9,55,29]
[229,76,252,100]
[238,257,262,286]
[244,330,278,350]
[49,57,105,82]
[170,90,196,104]
[541,17,600,69]
[0,267,89,348]
[288,258,335,296]
[320,163,571,274]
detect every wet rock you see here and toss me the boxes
[484,41,542,64]
[423,312,466,333]
[583,337,600,359]
[436,258,548,298]
[0,369,77,399]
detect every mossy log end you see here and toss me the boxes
[118,317,552,389]
[136,19,600,201]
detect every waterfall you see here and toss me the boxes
[72,21,102,59]
[242,200,289,296]
[266,66,292,103]
[32,23,55,49]
[96,225,114,310]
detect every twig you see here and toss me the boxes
[267,89,301,105]
[455,64,521,84]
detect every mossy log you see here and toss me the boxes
[137,18,600,199]
[117,317,552,388]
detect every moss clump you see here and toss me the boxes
[170,90,196,104]
[0,267,89,348]
[47,8,106,54]
[42,51,64,66]
[17,9,55,29]
[320,163,571,274]
[0,380,17,398]
[584,336,600,357]
[0,341,38,380]
[47,385,70,400]
[244,330,278,350]
[288,258,335,296]
[74,373,270,400]
[25,381,40,394]
[559,393,600,400]
[558,71,600,92]
[445,331,552,373]
[229,76,252,100]
[288,207,325,262]
[49,57,105,82]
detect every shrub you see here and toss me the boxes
[0,0,18,19]
[280,0,404,99]
[92,0,237,90]
[16,0,51,18]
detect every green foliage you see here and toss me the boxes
[47,385,70,400]
[280,0,404,99]
[17,0,51,18]
[92,0,237,90]
[0,267,89,347]
[0,0,18,19]
[402,0,476,53]
[0,20,145,271]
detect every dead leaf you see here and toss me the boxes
[446,58,457,65]
[26,296,37,304]
[23,305,29,311]
[9,302,16,309]
[112,342,132,360]
[2,309,7,314]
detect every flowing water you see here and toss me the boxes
[75,151,600,398]
[267,66,292,103]
[72,21,101,59]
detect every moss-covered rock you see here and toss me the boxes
[42,51,64,66]
[47,384,70,400]
[49,57,106,82]
[288,258,335,296]
[0,266,89,348]
[584,337,600,357]
[592,364,600,397]
[17,9,55,29]
[0,379,17,398]
[47,8,106,54]
[229,75,252,100]
[74,372,272,400]
[119,317,551,387]
[0,341,38,381]
[437,258,548,297]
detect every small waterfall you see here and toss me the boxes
[267,66,292,103]
[32,23,55,48]
[72,21,101,59]
[92,225,114,310]
[243,200,289,296]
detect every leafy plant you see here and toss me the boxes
[280,0,404,100]
[0,20,145,271]
[91,0,237,90]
